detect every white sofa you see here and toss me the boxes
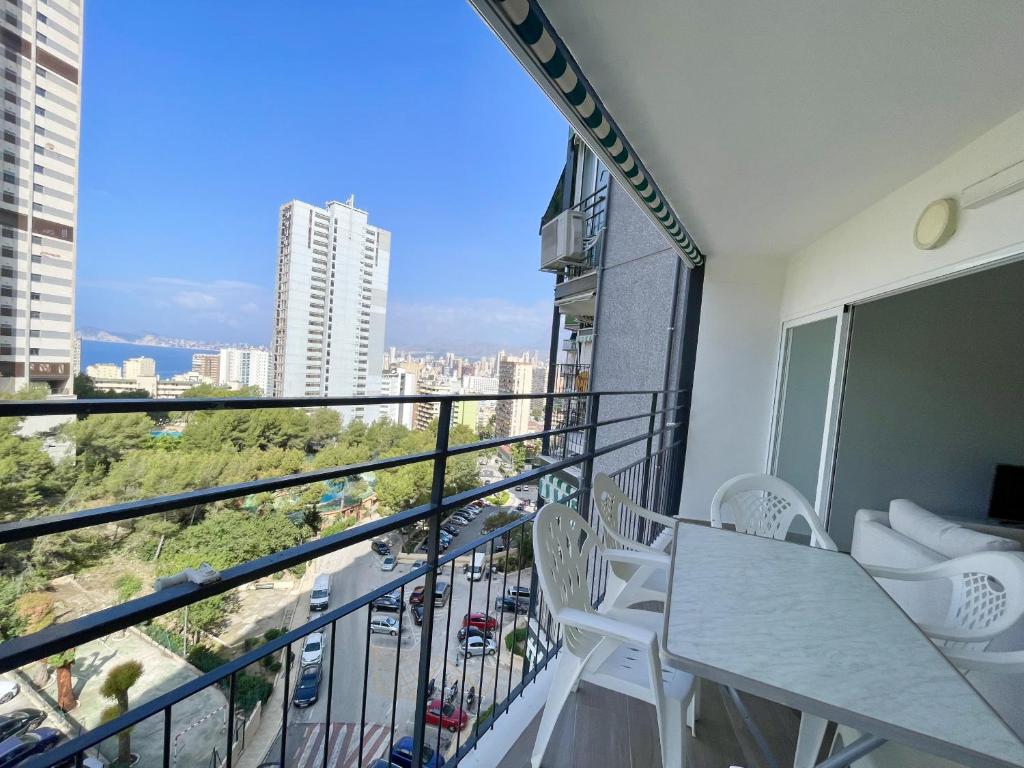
[841,500,1024,766]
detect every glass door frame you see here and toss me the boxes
[766,305,852,527]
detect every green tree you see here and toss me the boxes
[180,408,310,452]
[486,490,512,507]
[100,660,144,767]
[0,419,55,522]
[180,384,262,399]
[0,577,23,640]
[306,408,341,452]
[62,413,155,488]
[375,462,431,515]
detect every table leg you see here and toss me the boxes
[726,686,780,768]
[813,733,886,768]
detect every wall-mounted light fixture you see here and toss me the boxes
[914,198,958,250]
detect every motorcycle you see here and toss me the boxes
[426,677,436,700]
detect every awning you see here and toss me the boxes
[471,0,706,268]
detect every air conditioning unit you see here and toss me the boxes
[540,210,585,271]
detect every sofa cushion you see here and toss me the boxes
[889,499,1022,559]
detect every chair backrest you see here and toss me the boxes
[710,473,837,551]
[873,551,1024,650]
[534,503,604,659]
[592,472,646,551]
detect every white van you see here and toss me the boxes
[310,575,330,611]
[466,552,487,582]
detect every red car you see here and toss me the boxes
[424,699,469,732]
[461,612,498,632]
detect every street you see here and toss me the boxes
[264,493,536,767]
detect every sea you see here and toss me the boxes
[81,340,216,379]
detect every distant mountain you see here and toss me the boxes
[78,327,266,351]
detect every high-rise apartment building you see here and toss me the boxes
[219,347,269,393]
[0,0,83,394]
[123,356,155,379]
[271,196,390,423]
[496,360,534,437]
[381,366,417,429]
[191,353,220,381]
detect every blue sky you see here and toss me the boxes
[76,1,567,352]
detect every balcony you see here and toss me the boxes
[0,389,684,768]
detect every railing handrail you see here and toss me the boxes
[0,387,674,418]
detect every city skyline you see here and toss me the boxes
[73,1,567,351]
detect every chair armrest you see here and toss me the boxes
[944,647,1024,674]
[603,548,670,571]
[558,607,659,649]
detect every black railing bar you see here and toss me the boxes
[1,406,678,544]
[3,426,679,675]
[13,572,422,767]
[0,511,434,672]
[0,388,684,417]
[0,447,439,543]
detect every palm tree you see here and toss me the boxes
[100,660,144,767]
[46,649,77,711]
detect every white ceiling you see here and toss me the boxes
[536,0,1024,259]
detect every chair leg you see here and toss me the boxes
[686,677,700,737]
[531,655,583,768]
[658,697,687,768]
[793,713,829,768]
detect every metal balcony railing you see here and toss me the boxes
[0,388,684,768]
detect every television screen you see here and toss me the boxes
[989,464,1024,522]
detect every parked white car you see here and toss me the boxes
[459,636,497,657]
[301,632,325,665]
[0,677,18,704]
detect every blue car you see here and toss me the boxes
[0,727,62,767]
[389,736,445,767]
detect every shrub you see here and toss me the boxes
[320,515,356,538]
[262,659,282,674]
[504,627,528,656]
[262,627,285,642]
[234,673,273,713]
[186,645,228,674]
[15,592,54,633]
[474,703,495,732]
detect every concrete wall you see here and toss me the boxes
[828,259,1024,549]
[678,255,787,520]
[589,182,684,478]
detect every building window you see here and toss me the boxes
[3,151,13,162]
[32,164,41,173]
[29,291,39,299]
[2,172,14,183]
[30,273,40,281]
[34,86,44,97]
[28,328,38,337]
[0,286,11,297]
[3,71,15,84]
[2,192,13,203]
[0,344,12,356]
[2,227,11,237]
[34,106,44,116]
[3,131,13,143]
[4,112,15,124]
[29,347,38,355]
[32,145,41,154]
[1,267,12,277]
[2,247,11,258]
[29,310,38,318]
[31,202,40,211]
[0,305,11,316]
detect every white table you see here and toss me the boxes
[662,522,1024,768]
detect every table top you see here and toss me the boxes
[663,522,1024,768]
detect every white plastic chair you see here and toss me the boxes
[711,474,837,768]
[592,472,678,608]
[864,551,1024,672]
[532,503,696,768]
[710,473,837,551]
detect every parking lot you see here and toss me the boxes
[265,493,537,767]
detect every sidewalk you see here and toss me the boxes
[236,562,318,768]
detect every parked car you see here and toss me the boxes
[410,582,450,607]
[410,604,424,625]
[309,574,331,612]
[380,556,397,572]
[372,592,405,613]
[292,664,322,708]
[0,711,45,743]
[461,612,498,632]
[424,699,469,732]
[438,531,452,545]
[449,516,470,527]
[456,626,493,642]
[409,585,426,605]
[506,585,532,601]
[441,524,460,537]
[459,636,497,658]
[370,616,401,636]
[389,736,445,768]
[0,680,18,706]
[0,727,62,767]
[460,507,478,518]
[301,632,324,665]
[371,540,391,556]
[494,595,530,615]
[515,486,526,491]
